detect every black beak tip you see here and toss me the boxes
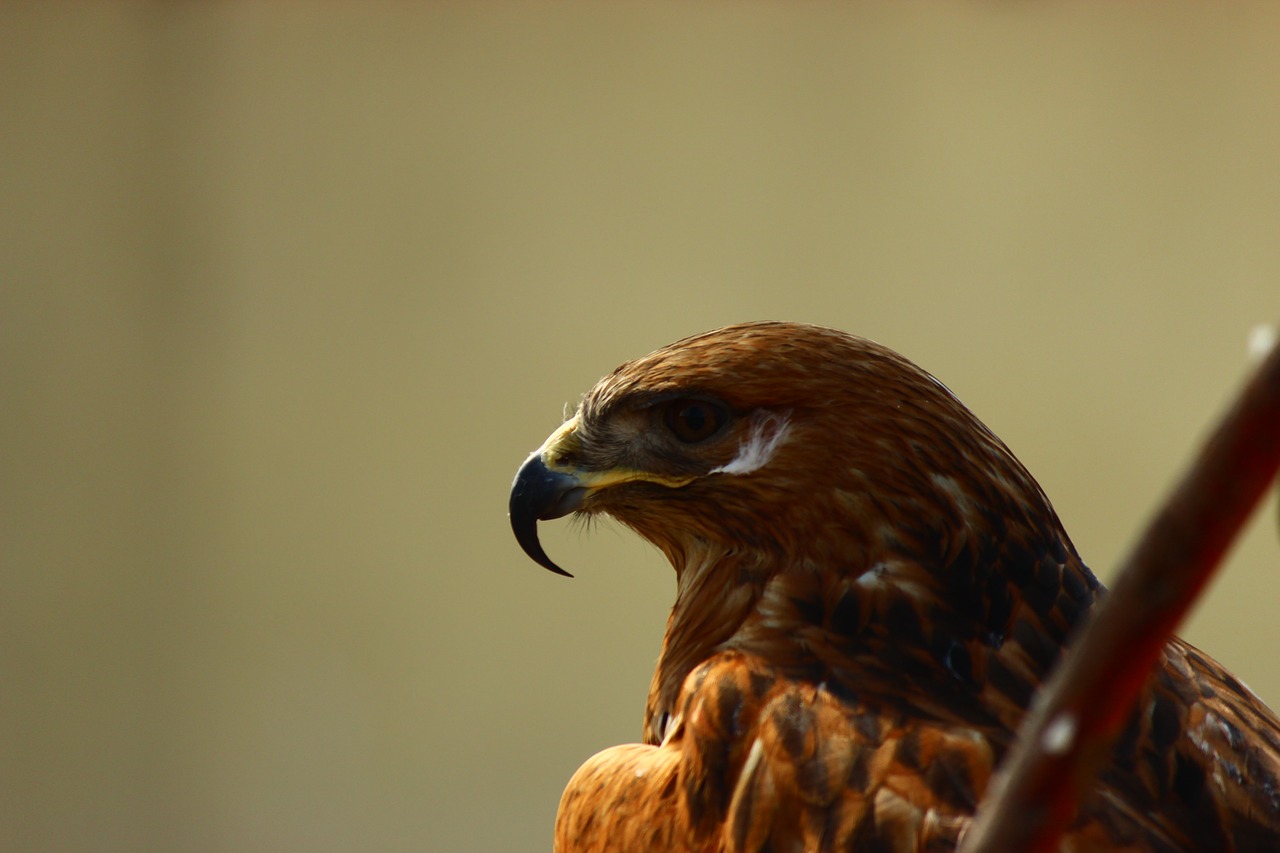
[509,453,576,578]
[509,507,574,577]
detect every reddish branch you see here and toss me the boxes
[962,337,1280,853]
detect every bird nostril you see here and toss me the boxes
[548,450,580,469]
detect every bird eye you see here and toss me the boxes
[662,399,728,443]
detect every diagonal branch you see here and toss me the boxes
[961,331,1280,853]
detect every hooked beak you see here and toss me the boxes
[510,415,696,577]
[508,450,586,577]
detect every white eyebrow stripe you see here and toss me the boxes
[710,411,792,476]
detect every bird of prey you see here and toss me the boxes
[509,321,1280,851]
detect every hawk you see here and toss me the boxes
[509,321,1280,851]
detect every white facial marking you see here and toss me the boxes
[710,410,792,476]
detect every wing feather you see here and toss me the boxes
[557,653,993,852]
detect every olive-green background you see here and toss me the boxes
[4,4,1278,851]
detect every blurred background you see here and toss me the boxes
[3,3,1278,851]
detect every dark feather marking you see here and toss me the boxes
[685,679,743,829]
[829,587,863,638]
[849,803,891,853]
[791,659,826,686]
[1053,588,1092,635]
[853,712,882,744]
[926,750,980,810]
[1173,750,1207,805]
[895,649,947,688]
[940,546,989,625]
[777,695,809,763]
[984,580,1015,642]
[1048,534,1069,564]
[717,679,745,736]
[999,539,1039,584]
[660,771,678,798]
[945,544,977,585]
[682,768,707,829]
[1061,564,1090,603]
[1213,671,1244,696]
[986,655,1034,708]
[1012,615,1060,674]
[825,673,857,706]
[895,728,922,770]
[1022,556,1062,615]
[1111,714,1141,775]
[820,800,847,853]
[885,596,924,644]
[1150,694,1181,751]
[1224,814,1280,852]
[978,510,1009,548]
[848,747,870,794]
[680,758,711,829]
[1245,749,1280,812]
[797,744,833,802]
[791,594,824,626]
[1185,649,1212,671]
[1000,539,1033,587]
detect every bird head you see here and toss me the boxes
[510,321,1062,580]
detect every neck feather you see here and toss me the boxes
[643,543,769,744]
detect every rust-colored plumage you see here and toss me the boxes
[509,321,1280,851]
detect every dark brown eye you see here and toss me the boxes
[663,399,728,443]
